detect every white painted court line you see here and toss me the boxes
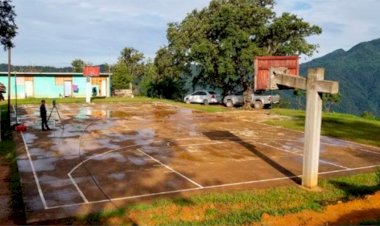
[136,148,204,188]
[45,163,380,210]
[175,137,351,170]
[20,131,49,209]
[45,187,202,210]
[258,142,351,170]
[14,104,48,209]
[178,141,234,148]
[349,148,380,156]
[204,175,302,189]
[67,174,89,203]
[318,159,351,170]
[67,144,143,202]
[256,121,380,154]
[68,145,141,175]
[318,164,380,175]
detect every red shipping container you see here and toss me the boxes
[254,56,299,91]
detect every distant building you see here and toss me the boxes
[0,72,111,99]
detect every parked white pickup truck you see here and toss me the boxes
[223,91,280,108]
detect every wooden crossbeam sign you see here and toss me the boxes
[270,67,339,188]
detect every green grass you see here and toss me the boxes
[0,96,228,113]
[267,108,380,147]
[0,104,11,139]
[360,218,380,225]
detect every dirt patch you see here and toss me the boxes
[255,191,380,226]
[0,156,14,225]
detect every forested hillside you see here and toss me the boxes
[299,38,380,116]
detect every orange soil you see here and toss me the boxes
[0,156,14,225]
[254,192,380,226]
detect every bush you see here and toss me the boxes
[361,111,377,120]
[272,99,291,109]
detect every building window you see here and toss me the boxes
[55,76,72,85]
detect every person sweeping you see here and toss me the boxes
[40,100,50,131]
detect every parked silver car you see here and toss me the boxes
[223,91,280,108]
[184,90,220,105]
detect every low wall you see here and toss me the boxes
[113,89,134,97]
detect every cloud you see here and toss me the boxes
[7,0,209,66]
[276,0,380,61]
[2,0,380,66]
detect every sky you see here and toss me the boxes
[1,0,380,67]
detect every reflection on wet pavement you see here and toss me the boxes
[15,102,380,222]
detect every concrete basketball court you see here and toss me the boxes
[14,102,380,222]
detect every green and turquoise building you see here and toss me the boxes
[0,72,111,99]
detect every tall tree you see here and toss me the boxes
[71,59,84,72]
[152,47,185,99]
[167,0,321,107]
[111,47,145,89]
[1,0,17,129]
[0,0,17,49]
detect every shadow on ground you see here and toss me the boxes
[203,130,301,184]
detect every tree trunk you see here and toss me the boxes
[243,86,252,109]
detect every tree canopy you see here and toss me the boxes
[0,0,17,49]
[111,47,145,90]
[71,59,85,72]
[166,0,321,104]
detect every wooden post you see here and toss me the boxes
[272,67,339,188]
[302,68,324,188]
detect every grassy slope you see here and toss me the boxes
[267,108,380,147]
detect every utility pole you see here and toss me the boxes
[7,47,11,127]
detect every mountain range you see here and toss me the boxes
[298,38,380,116]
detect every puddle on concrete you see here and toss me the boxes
[93,152,127,162]
[50,138,80,157]
[48,124,84,138]
[87,120,113,131]
[109,172,126,180]
[23,133,38,144]
[322,136,353,148]
[45,189,82,205]
[127,156,147,166]
[74,108,92,120]
[18,158,58,172]
[29,148,56,158]
[74,108,142,120]
[97,139,121,150]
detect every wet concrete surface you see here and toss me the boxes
[14,102,380,222]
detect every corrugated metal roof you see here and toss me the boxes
[0,72,112,76]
